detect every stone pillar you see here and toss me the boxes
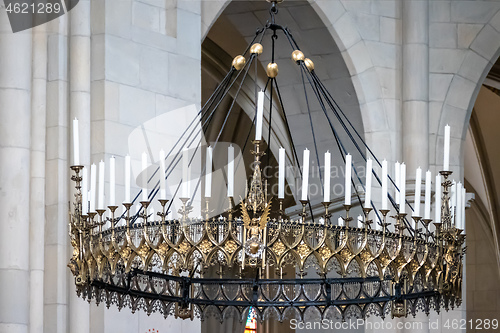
[68,0,91,331]
[402,0,429,172]
[29,23,47,333]
[401,3,431,332]
[44,14,69,333]
[0,5,32,333]
[69,0,91,162]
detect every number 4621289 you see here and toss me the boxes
[6,2,62,14]
[444,318,498,330]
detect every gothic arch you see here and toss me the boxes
[436,9,500,172]
[200,0,392,159]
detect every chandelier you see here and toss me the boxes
[68,0,466,323]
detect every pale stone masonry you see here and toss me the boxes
[69,1,91,332]
[0,6,32,333]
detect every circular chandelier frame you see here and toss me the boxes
[68,0,465,323]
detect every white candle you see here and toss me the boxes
[338,216,344,227]
[82,167,88,214]
[125,155,131,203]
[159,149,167,199]
[413,167,422,217]
[90,163,96,212]
[109,156,115,206]
[324,151,331,202]
[205,146,212,198]
[255,90,265,141]
[98,160,105,209]
[365,159,372,208]
[381,160,388,210]
[456,182,462,229]
[301,148,310,201]
[399,163,406,214]
[451,181,457,207]
[395,161,400,204]
[462,187,466,230]
[182,148,189,198]
[358,215,363,228]
[443,124,450,171]
[278,147,285,199]
[424,171,432,219]
[142,152,148,201]
[451,181,457,221]
[73,118,80,165]
[227,145,234,197]
[149,207,155,222]
[435,175,441,223]
[344,154,352,205]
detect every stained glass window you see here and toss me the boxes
[244,307,257,333]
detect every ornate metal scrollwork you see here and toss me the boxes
[68,157,465,321]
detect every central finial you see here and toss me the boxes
[247,140,266,214]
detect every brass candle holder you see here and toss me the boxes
[201,198,211,220]
[228,196,235,220]
[278,198,284,220]
[70,165,84,224]
[178,198,193,224]
[251,139,265,162]
[433,222,443,254]
[70,165,84,190]
[140,201,150,224]
[412,216,422,240]
[299,200,308,222]
[421,218,432,242]
[379,209,390,233]
[88,212,97,235]
[321,201,332,224]
[395,213,407,235]
[362,207,372,230]
[439,170,453,231]
[159,199,169,223]
[123,203,133,230]
[343,204,352,228]
[107,206,119,230]
[96,209,106,233]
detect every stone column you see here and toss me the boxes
[401,2,431,332]
[402,0,429,172]
[0,5,32,333]
[29,23,47,333]
[44,14,69,333]
[68,0,91,332]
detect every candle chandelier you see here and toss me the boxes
[68,0,466,323]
